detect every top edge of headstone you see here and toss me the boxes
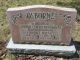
[7,5,77,12]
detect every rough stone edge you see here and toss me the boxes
[7,5,77,12]
[6,38,76,56]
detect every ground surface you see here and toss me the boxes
[0,0,80,60]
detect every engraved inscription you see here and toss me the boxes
[19,22,62,41]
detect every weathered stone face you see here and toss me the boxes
[7,5,77,45]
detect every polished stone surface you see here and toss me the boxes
[7,5,77,45]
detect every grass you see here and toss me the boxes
[0,0,80,42]
[0,0,80,60]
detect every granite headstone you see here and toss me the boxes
[7,5,77,45]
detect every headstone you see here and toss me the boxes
[7,5,77,45]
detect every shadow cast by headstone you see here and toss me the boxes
[50,39,80,59]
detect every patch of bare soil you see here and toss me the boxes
[0,41,7,60]
[15,55,80,60]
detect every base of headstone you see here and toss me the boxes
[6,38,76,56]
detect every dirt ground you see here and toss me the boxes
[13,54,80,60]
